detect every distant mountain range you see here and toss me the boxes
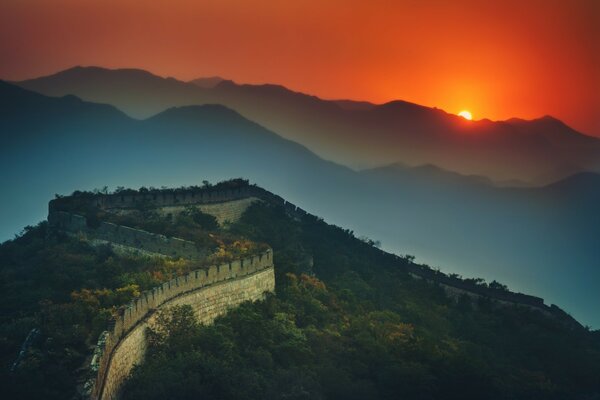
[17,66,600,184]
[1,79,599,328]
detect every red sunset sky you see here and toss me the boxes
[1,0,598,136]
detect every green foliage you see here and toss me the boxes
[122,203,600,400]
[489,280,509,291]
[79,205,266,262]
[146,305,201,352]
[180,206,219,231]
[0,224,217,398]
[0,193,274,399]
[62,179,250,200]
[1,198,598,399]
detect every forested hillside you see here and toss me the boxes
[0,191,264,399]
[122,202,600,400]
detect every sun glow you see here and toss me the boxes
[458,110,473,120]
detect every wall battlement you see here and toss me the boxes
[47,184,278,399]
[90,250,274,400]
[405,264,545,308]
[49,185,258,213]
[49,184,308,220]
[47,184,305,260]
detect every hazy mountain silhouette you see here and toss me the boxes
[363,162,496,187]
[17,66,600,183]
[189,76,228,88]
[544,171,600,194]
[331,99,376,111]
[1,81,599,327]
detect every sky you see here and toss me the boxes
[1,0,598,136]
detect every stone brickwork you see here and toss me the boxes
[91,250,274,400]
[48,211,206,260]
[47,187,279,399]
[49,186,258,213]
[151,197,260,226]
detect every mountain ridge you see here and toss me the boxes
[17,66,596,137]
[2,80,599,328]
[16,66,600,183]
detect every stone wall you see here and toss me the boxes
[47,190,278,399]
[432,277,552,316]
[48,184,307,223]
[49,184,573,335]
[48,211,206,260]
[250,186,573,319]
[50,186,258,213]
[248,187,559,314]
[406,264,545,308]
[91,250,275,400]
[150,197,260,226]
[48,184,308,221]
[43,184,581,400]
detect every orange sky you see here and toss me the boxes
[1,0,598,135]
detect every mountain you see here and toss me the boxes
[363,163,496,187]
[332,99,376,111]
[15,66,205,119]
[189,76,227,88]
[17,66,600,183]
[0,80,358,246]
[1,81,599,328]
[544,171,600,194]
[538,172,600,228]
[2,186,599,399]
[0,79,130,131]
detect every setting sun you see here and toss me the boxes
[458,110,473,120]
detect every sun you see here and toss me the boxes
[458,110,472,120]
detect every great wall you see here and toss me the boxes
[88,252,274,400]
[47,182,577,399]
[49,184,277,400]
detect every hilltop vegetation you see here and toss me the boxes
[122,202,600,400]
[0,191,266,399]
[0,188,598,399]
[0,223,186,398]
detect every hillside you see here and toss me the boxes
[1,80,599,328]
[1,185,598,400]
[0,80,355,242]
[122,197,600,400]
[0,182,276,399]
[17,66,600,183]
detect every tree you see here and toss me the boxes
[147,305,199,353]
[488,280,508,291]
